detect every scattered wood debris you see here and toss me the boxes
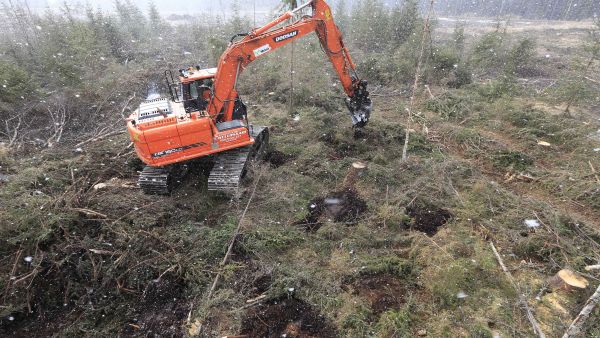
[490,241,546,338]
[561,283,600,338]
[584,265,600,271]
[93,177,138,190]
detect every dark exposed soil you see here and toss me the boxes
[265,150,294,168]
[231,262,273,297]
[120,275,189,337]
[240,298,338,338]
[343,274,406,316]
[297,189,367,231]
[406,203,453,236]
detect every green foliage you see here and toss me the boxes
[390,0,420,45]
[342,305,373,337]
[470,323,494,338]
[359,255,415,277]
[477,77,519,101]
[452,23,466,53]
[350,0,391,52]
[197,219,238,263]
[244,225,304,254]
[472,31,506,70]
[0,61,38,105]
[505,38,537,76]
[492,150,533,171]
[429,47,461,83]
[376,308,412,337]
[426,92,473,121]
[428,258,502,309]
[209,36,229,64]
[550,78,595,108]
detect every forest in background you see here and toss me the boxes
[2,0,597,149]
[1,0,600,337]
[13,0,600,21]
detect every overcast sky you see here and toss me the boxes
[21,0,285,15]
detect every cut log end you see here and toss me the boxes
[548,269,589,292]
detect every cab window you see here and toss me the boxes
[189,82,199,99]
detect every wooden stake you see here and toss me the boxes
[402,0,435,161]
[490,242,546,338]
[562,283,600,338]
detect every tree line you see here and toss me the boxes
[434,0,599,20]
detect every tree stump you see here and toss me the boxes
[548,269,589,292]
[342,161,368,190]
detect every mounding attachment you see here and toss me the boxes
[346,80,372,128]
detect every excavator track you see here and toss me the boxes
[208,126,269,195]
[138,166,171,195]
[138,164,187,195]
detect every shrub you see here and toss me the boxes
[492,150,533,171]
[477,77,519,101]
[376,309,412,337]
[425,92,473,121]
[446,63,473,88]
[0,61,39,105]
[429,47,461,83]
[472,31,505,71]
[505,38,537,76]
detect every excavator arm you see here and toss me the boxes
[208,0,372,127]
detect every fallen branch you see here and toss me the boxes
[2,248,22,303]
[490,242,546,338]
[119,93,137,119]
[71,208,107,219]
[585,265,600,271]
[75,129,125,148]
[589,161,600,184]
[561,283,600,338]
[424,85,435,99]
[584,76,600,85]
[238,294,268,310]
[187,168,264,325]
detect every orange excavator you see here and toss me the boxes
[126,0,372,195]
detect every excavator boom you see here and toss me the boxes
[209,0,372,127]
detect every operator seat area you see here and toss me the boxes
[182,79,213,113]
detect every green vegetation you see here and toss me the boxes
[1,1,600,337]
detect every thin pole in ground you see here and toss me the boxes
[402,0,435,161]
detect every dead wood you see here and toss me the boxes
[490,241,546,338]
[561,283,600,338]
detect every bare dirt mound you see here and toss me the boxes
[297,189,368,231]
[343,274,406,316]
[120,275,189,337]
[406,203,453,236]
[265,150,294,168]
[240,298,338,338]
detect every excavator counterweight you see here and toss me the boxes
[126,0,372,195]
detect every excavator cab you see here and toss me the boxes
[164,68,216,113]
[181,79,212,112]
